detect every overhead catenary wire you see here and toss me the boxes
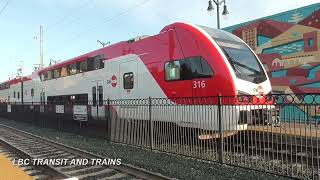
[44,0,94,34]
[43,0,151,57]
[0,0,11,16]
[66,0,151,43]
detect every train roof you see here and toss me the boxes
[0,22,229,85]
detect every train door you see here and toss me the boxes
[91,80,105,119]
[120,60,137,99]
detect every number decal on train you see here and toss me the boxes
[193,80,206,89]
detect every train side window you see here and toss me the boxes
[87,58,94,71]
[79,60,87,73]
[123,72,134,89]
[92,87,97,106]
[99,54,104,68]
[47,71,53,80]
[54,68,61,78]
[69,63,78,75]
[31,88,34,97]
[93,56,100,69]
[61,66,68,77]
[186,57,213,78]
[13,91,16,98]
[98,86,103,106]
[165,61,181,81]
[43,73,48,81]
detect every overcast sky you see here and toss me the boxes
[0,0,318,82]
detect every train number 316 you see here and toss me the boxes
[193,80,206,89]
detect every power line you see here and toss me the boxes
[67,0,151,44]
[43,0,151,56]
[44,0,94,33]
[0,0,11,16]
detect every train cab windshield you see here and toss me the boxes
[201,26,267,84]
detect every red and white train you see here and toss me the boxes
[0,22,273,131]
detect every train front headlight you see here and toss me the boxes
[236,91,252,103]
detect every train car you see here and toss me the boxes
[0,22,273,132]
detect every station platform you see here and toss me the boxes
[0,153,32,180]
[248,122,320,138]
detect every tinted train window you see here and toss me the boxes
[31,88,34,97]
[79,60,87,72]
[165,56,213,81]
[123,72,134,89]
[99,54,105,68]
[69,63,78,75]
[98,86,103,106]
[54,68,61,78]
[92,87,97,106]
[87,58,94,71]
[165,61,180,81]
[43,73,48,81]
[61,66,68,77]
[47,71,53,80]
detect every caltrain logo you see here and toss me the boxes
[111,75,117,87]
[253,85,264,96]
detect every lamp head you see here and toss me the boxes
[222,4,229,15]
[207,0,214,12]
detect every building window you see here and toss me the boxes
[123,72,134,89]
[13,91,16,98]
[308,38,314,48]
[17,92,20,99]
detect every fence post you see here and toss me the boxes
[149,97,154,150]
[218,94,224,164]
[106,98,112,142]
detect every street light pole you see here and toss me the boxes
[207,0,229,29]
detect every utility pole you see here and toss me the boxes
[40,25,44,68]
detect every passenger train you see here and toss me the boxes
[0,22,273,131]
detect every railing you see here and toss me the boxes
[0,94,319,179]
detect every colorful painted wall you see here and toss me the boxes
[223,3,320,119]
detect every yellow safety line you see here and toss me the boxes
[0,154,32,180]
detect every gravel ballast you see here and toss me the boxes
[0,118,291,180]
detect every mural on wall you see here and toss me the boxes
[224,3,320,119]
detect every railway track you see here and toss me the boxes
[0,124,172,180]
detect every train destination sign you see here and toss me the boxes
[73,105,88,121]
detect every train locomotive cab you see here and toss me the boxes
[198,25,275,128]
[162,23,275,135]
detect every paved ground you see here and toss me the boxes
[0,153,32,180]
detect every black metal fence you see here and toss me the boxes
[0,94,320,179]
